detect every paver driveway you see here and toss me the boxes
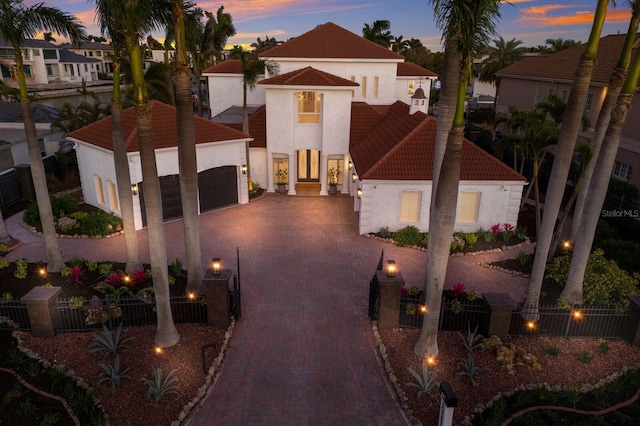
[5,194,529,425]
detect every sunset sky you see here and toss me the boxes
[29,0,633,51]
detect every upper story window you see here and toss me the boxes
[33,49,40,56]
[361,76,367,98]
[373,76,379,98]
[0,48,14,58]
[585,93,594,112]
[297,91,321,123]
[89,51,94,57]
[97,51,102,57]
[43,49,57,60]
[613,161,633,182]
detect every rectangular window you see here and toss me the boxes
[534,86,543,106]
[327,159,344,185]
[95,176,105,205]
[273,158,289,185]
[361,76,367,98]
[37,138,46,157]
[0,48,15,57]
[561,89,568,100]
[585,93,594,112]
[400,191,421,223]
[84,64,88,72]
[42,49,57,60]
[108,182,119,212]
[457,192,480,223]
[297,91,321,123]
[373,76,379,98]
[97,51,102,57]
[33,49,40,56]
[547,88,553,98]
[89,51,93,57]
[46,64,53,76]
[613,161,633,182]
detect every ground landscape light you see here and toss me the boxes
[155,346,162,354]
[573,310,582,319]
[212,258,221,275]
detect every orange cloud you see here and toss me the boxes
[518,4,631,27]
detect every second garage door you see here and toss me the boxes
[198,166,238,213]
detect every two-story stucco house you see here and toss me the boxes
[496,34,640,188]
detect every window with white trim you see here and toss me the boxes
[612,161,633,182]
[400,191,421,223]
[108,182,119,212]
[297,91,321,123]
[95,176,105,205]
[350,76,355,97]
[361,76,367,98]
[373,76,379,98]
[585,93,594,112]
[457,192,480,223]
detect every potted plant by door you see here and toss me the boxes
[328,166,339,195]
[276,169,288,194]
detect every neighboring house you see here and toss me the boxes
[62,41,114,76]
[68,101,252,230]
[496,34,640,188]
[204,22,524,234]
[0,38,102,85]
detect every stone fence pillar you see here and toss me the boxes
[483,293,516,340]
[376,270,404,331]
[21,286,62,338]
[202,269,232,328]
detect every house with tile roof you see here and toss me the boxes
[67,101,252,230]
[204,22,525,234]
[496,34,640,187]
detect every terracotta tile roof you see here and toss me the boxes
[350,103,386,149]
[202,59,243,74]
[68,100,250,152]
[258,22,403,61]
[258,66,359,87]
[397,62,437,77]
[497,34,638,85]
[223,105,267,148]
[350,102,525,182]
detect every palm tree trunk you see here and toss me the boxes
[127,37,180,348]
[0,211,9,244]
[562,51,640,304]
[111,62,142,274]
[547,179,581,263]
[524,0,608,317]
[570,3,640,242]
[533,161,541,238]
[173,0,203,294]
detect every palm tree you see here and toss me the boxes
[415,0,501,359]
[43,32,55,42]
[571,1,640,243]
[478,36,525,109]
[230,46,279,190]
[95,11,142,275]
[171,0,203,294]
[0,211,9,244]
[523,0,609,318]
[562,44,640,305]
[0,0,85,273]
[251,35,279,53]
[546,37,582,52]
[391,35,408,54]
[94,0,179,348]
[362,20,393,48]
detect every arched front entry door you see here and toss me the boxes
[297,149,319,182]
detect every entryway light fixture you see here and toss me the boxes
[131,184,139,195]
[352,172,357,182]
[211,258,221,275]
[241,165,247,175]
[386,260,397,278]
[357,188,362,199]
[348,160,353,170]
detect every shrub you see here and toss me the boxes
[142,368,180,404]
[517,251,531,266]
[596,239,640,273]
[421,233,429,247]
[80,212,123,237]
[0,257,9,269]
[598,339,611,355]
[546,345,561,357]
[377,226,392,239]
[393,225,421,247]
[577,351,593,364]
[14,259,27,279]
[98,262,114,275]
[545,249,639,308]
[169,258,184,279]
[405,361,440,400]
[463,232,478,247]
[482,230,494,242]
[515,225,528,240]
[25,195,80,223]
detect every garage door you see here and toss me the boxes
[138,174,183,227]
[198,166,238,213]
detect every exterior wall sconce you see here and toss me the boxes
[357,188,362,199]
[348,160,353,170]
[131,184,139,195]
[241,165,247,175]
[211,258,221,275]
[386,260,397,277]
[352,172,357,182]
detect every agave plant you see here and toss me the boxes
[97,355,131,393]
[88,324,133,358]
[141,367,180,404]
[456,353,488,387]
[404,361,440,400]
[456,323,485,354]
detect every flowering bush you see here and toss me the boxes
[452,282,466,297]
[106,273,123,286]
[70,266,83,285]
[131,269,146,285]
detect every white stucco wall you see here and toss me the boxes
[356,179,524,235]
[249,147,267,189]
[205,73,266,117]
[395,77,435,107]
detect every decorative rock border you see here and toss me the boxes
[364,234,532,257]
[20,219,124,239]
[477,262,530,278]
[174,319,236,425]
[371,323,423,426]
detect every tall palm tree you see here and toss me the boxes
[171,0,203,294]
[478,36,525,109]
[562,43,640,305]
[415,0,501,359]
[95,11,142,274]
[94,0,179,348]
[523,0,609,318]
[230,46,279,190]
[571,1,640,243]
[391,35,408,54]
[362,20,393,48]
[0,0,85,273]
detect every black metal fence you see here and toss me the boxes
[368,250,384,320]
[0,301,31,331]
[399,295,489,334]
[510,304,635,339]
[53,295,207,333]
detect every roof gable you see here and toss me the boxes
[68,100,249,152]
[397,62,437,77]
[258,22,403,61]
[203,59,243,74]
[258,66,359,87]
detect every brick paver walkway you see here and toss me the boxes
[4,194,531,425]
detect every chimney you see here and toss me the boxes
[409,87,428,115]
